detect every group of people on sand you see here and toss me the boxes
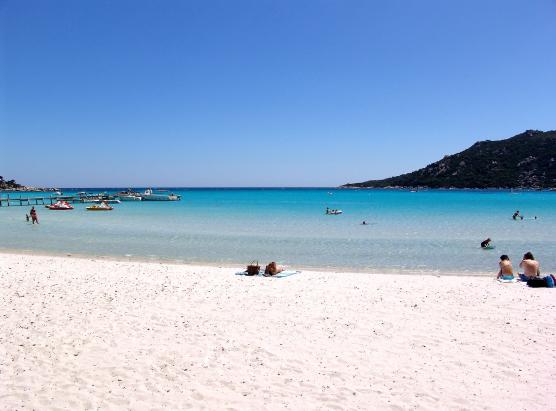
[497,251,555,287]
[26,206,39,224]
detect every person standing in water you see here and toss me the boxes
[30,207,39,224]
[25,214,30,222]
[512,210,523,220]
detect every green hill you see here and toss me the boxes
[343,130,556,189]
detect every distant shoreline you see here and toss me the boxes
[2,186,555,192]
[340,185,556,191]
[0,187,59,192]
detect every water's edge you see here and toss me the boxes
[0,247,493,277]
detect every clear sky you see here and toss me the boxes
[1,0,555,187]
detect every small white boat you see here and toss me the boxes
[325,209,343,215]
[142,188,181,201]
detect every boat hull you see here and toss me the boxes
[142,195,180,201]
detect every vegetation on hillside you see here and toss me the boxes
[0,176,22,190]
[343,130,556,189]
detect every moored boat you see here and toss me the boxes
[86,202,113,211]
[142,188,181,201]
[46,201,74,210]
[117,189,143,201]
[119,195,142,201]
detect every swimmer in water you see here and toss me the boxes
[362,221,368,225]
[512,210,521,220]
[480,238,491,248]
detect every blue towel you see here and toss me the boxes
[272,270,300,278]
[236,270,301,278]
[518,273,530,282]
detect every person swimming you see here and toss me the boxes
[481,238,491,248]
[512,210,523,220]
[361,221,368,225]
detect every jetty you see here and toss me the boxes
[0,194,100,207]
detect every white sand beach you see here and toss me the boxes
[1,252,555,410]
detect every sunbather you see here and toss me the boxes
[518,251,540,281]
[497,255,514,281]
[264,262,284,276]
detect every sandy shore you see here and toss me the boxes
[1,253,555,410]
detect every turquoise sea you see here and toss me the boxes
[1,188,555,275]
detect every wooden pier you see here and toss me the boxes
[0,195,49,207]
[0,194,101,207]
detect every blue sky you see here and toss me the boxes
[1,0,555,187]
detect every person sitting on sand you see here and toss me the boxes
[497,255,514,280]
[264,262,284,276]
[481,238,491,248]
[518,251,540,281]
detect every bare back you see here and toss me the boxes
[499,260,513,276]
[520,259,540,277]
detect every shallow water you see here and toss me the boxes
[1,188,555,274]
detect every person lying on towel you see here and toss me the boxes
[265,262,284,276]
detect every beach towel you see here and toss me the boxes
[264,270,301,278]
[497,277,517,283]
[235,270,301,278]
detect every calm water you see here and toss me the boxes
[1,188,555,275]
